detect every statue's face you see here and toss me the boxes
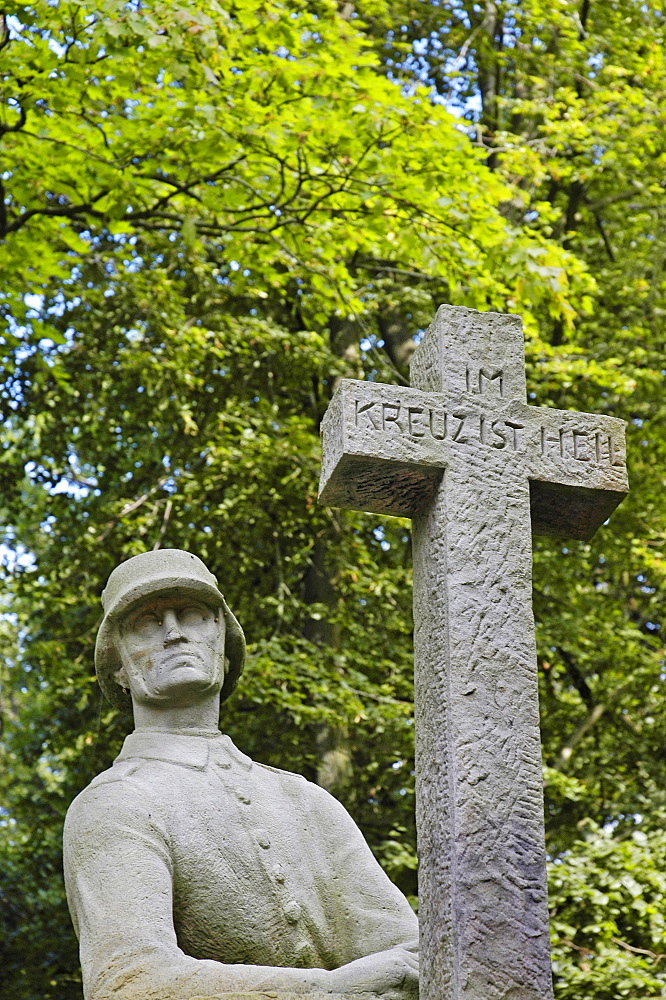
[116,595,225,706]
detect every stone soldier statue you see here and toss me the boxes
[63,549,418,1000]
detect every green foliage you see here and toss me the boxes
[1,1,666,999]
[550,827,666,998]
[0,0,588,334]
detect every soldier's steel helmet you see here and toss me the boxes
[95,549,246,712]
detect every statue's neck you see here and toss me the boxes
[130,691,221,734]
[133,726,222,738]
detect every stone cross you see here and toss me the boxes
[318,306,628,1000]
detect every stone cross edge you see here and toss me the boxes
[317,305,629,1000]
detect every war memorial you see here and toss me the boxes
[64,306,629,1000]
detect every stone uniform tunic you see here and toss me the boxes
[63,730,418,1000]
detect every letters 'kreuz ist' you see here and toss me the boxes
[318,306,629,1000]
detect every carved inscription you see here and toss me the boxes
[466,366,504,397]
[540,426,624,467]
[354,398,623,467]
[354,398,523,451]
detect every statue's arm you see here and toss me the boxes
[63,783,416,1000]
[309,782,420,965]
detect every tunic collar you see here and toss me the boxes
[115,730,253,772]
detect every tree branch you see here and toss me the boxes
[4,190,110,235]
[0,13,10,52]
[557,701,606,767]
[96,474,171,543]
[0,99,26,138]
[610,938,665,964]
[152,498,173,551]
[591,208,615,262]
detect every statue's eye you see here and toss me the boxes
[180,605,206,627]
[130,612,163,637]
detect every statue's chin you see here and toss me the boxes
[137,670,222,706]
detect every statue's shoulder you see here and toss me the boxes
[254,760,309,782]
[89,757,147,787]
[66,757,155,818]
[254,761,331,799]
[253,762,343,813]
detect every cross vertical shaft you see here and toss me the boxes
[411,313,550,999]
[413,469,547,999]
[318,305,629,1000]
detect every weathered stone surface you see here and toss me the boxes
[319,315,628,539]
[64,550,419,1000]
[188,994,379,999]
[318,305,629,1000]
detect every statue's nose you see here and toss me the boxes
[163,610,186,645]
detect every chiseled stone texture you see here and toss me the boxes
[186,994,379,999]
[319,305,629,1000]
[64,730,417,1000]
[319,315,628,537]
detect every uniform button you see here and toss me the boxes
[235,790,251,804]
[271,863,285,883]
[256,830,271,849]
[284,900,301,924]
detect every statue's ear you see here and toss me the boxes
[217,617,230,678]
[114,666,129,693]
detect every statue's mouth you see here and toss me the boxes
[162,648,208,669]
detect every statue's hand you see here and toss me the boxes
[325,941,419,998]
